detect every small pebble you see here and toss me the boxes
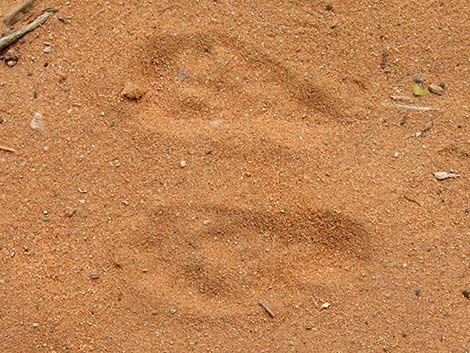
[412,75,424,84]
[78,188,88,194]
[399,116,408,126]
[170,308,177,314]
[121,81,145,100]
[65,207,76,218]
[415,289,423,296]
[177,72,189,80]
[320,302,331,310]
[32,323,39,328]
[393,151,399,158]
[463,289,470,299]
[6,60,17,67]
[180,160,187,168]
[89,273,100,280]
[43,45,53,54]
[4,49,19,62]
[325,4,333,11]
[428,83,444,95]
[30,112,44,132]
[209,120,221,128]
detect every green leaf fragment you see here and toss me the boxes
[412,84,428,96]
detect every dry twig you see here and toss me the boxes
[0,145,16,153]
[258,301,275,318]
[0,8,57,51]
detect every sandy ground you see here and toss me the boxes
[0,0,469,352]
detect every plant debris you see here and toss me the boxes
[258,301,275,317]
[390,95,413,102]
[3,0,36,27]
[0,145,16,153]
[415,120,433,137]
[385,103,437,112]
[412,84,428,97]
[0,8,57,51]
[433,171,461,180]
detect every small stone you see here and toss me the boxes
[78,188,88,194]
[320,302,331,310]
[209,120,221,128]
[177,72,189,80]
[0,117,4,123]
[202,219,210,225]
[462,289,470,299]
[412,75,424,84]
[32,323,40,328]
[43,45,53,54]
[65,207,76,218]
[6,60,17,67]
[42,210,49,215]
[180,160,187,168]
[121,81,145,100]
[30,112,44,132]
[142,268,148,273]
[4,49,19,62]
[89,273,100,280]
[415,289,423,296]
[325,3,333,11]
[170,308,177,314]
[393,151,399,158]
[428,83,444,95]
[399,116,408,126]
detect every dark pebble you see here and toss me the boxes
[415,289,423,296]
[463,289,470,299]
[325,4,333,11]
[412,75,424,84]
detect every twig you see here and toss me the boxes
[0,8,57,52]
[390,95,414,102]
[0,145,16,153]
[3,0,35,27]
[403,195,421,207]
[387,103,438,112]
[258,301,275,318]
[380,49,388,69]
